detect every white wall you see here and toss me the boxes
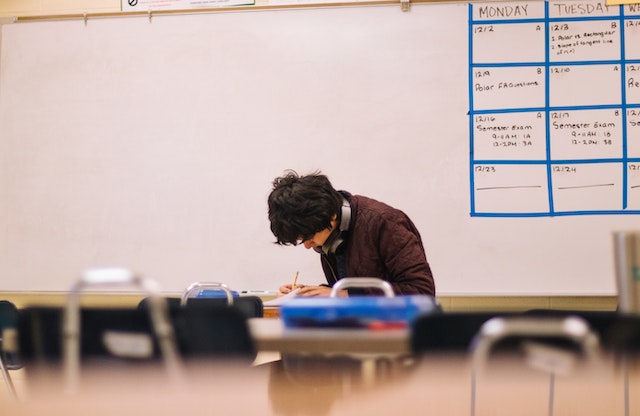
[0,0,119,17]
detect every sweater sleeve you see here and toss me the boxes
[374,212,436,296]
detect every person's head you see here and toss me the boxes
[268,170,343,249]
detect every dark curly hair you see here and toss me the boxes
[268,170,343,245]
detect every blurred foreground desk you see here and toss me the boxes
[248,317,413,387]
[248,318,410,355]
[4,355,637,416]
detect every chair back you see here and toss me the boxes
[411,312,515,354]
[0,301,21,370]
[139,296,264,319]
[20,303,255,361]
[524,309,640,356]
[0,300,21,399]
[470,315,601,374]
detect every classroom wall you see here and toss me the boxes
[0,0,633,305]
[0,0,313,17]
[0,0,120,17]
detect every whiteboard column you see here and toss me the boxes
[469,0,640,217]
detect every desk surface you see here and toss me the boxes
[3,355,636,416]
[248,318,410,355]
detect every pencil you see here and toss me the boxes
[291,271,299,290]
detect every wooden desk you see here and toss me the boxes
[248,317,416,389]
[248,318,410,355]
[3,355,637,416]
[333,356,638,416]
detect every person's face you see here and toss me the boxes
[300,215,337,249]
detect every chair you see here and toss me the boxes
[182,282,264,318]
[18,269,256,394]
[19,303,255,363]
[411,312,516,354]
[524,309,640,416]
[19,306,173,366]
[525,308,615,327]
[138,281,264,319]
[137,282,261,363]
[470,315,602,416]
[412,312,606,416]
[599,314,640,416]
[411,310,625,355]
[0,300,22,399]
[17,268,182,394]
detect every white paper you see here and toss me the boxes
[262,289,300,307]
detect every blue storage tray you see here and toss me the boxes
[280,295,440,328]
[196,289,240,298]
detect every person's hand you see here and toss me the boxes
[277,283,304,297]
[295,286,347,297]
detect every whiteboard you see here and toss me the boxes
[469,1,640,217]
[0,2,633,295]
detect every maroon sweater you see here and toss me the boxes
[320,193,435,296]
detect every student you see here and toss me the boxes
[267,170,435,297]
